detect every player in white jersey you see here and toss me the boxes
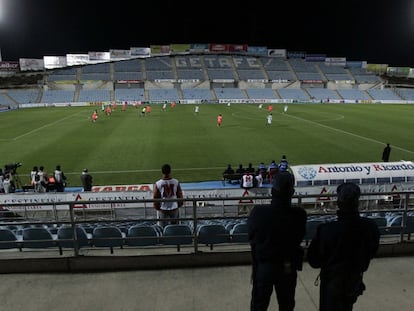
[267,113,272,125]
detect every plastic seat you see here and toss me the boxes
[230,223,248,243]
[22,227,56,249]
[197,224,229,250]
[57,225,90,255]
[367,216,388,235]
[0,228,22,251]
[92,226,123,254]
[162,224,193,251]
[125,225,159,247]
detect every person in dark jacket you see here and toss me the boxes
[80,168,93,191]
[248,170,307,311]
[307,182,380,311]
[382,143,391,162]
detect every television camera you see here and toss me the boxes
[4,162,22,175]
[3,162,23,192]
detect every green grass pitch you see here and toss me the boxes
[0,103,413,187]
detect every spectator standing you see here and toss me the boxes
[382,143,391,162]
[248,170,307,311]
[80,168,93,191]
[54,165,67,192]
[153,164,184,228]
[307,182,380,311]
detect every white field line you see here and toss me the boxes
[283,113,414,154]
[64,167,226,176]
[9,112,83,141]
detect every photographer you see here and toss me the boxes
[3,162,22,193]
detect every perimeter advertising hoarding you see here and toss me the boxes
[19,58,44,71]
[267,49,286,58]
[305,54,326,62]
[150,45,171,55]
[290,161,414,203]
[89,52,111,61]
[248,46,268,56]
[0,61,20,72]
[44,56,67,69]
[110,49,131,60]
[66,54,90,66]
[169,44,191,54]
[130,47,151,57]
[386,66,410,78]
[209,44,230,53]
[0,187,268,212]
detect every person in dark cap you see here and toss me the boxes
[307,182,380,311]
[248,170,307,311]
[80,168,93,192]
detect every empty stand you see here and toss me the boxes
[92,226,124,254]
[230,223,248,243]
[125,225,159,247]
[22,227,56,249]
[197,224,229,250]
[162,224,193,251]
[0,228,22,251]
[57,225,91,255]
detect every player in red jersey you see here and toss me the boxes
[217,114,223,127]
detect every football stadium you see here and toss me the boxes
[1,44,414,310]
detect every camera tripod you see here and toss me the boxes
[11,172,23,192]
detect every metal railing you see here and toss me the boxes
[0,191,413,258]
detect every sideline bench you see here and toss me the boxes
[222,173,243,184]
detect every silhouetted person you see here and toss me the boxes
[248,170,307,310]
[382,143,391,162]
[307,182,380,311]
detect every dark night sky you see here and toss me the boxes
[0,0,413,67]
